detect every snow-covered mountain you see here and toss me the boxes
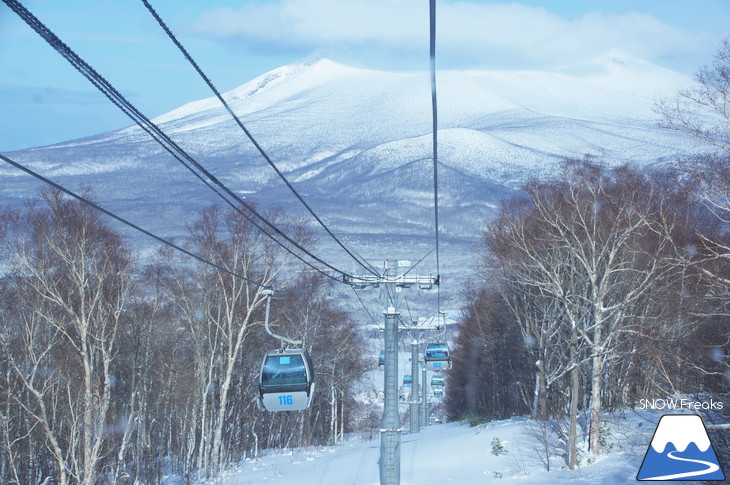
[0,55,702,298]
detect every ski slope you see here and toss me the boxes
[185,415,655,485]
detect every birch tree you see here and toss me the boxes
[530,162,682,455]
[483,160,688,462]
[655,37,730,455]
[1,188,134,485]
[161,203,306,478]
[485,190,593,469]
[655,35,730,292]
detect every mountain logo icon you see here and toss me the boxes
[637,414,726,481]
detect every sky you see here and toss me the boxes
[1,0,729,152]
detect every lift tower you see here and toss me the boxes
[346,260,438,485]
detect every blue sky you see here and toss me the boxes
[1,0,729,151]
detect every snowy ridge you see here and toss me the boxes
[151,59,369,129]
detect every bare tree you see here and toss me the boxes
[655,35,730,424]
[445,286,532,422]
[485,186,592,469]
[1,188,134,485]
[656,36,730,289]
[656,36,730,154]
[159,203,310,478]
[482,160,689,466]
[0,193,393,483]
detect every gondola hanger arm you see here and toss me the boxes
[262,289,302,350]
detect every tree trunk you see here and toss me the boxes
[589,350,604,455]
[212,365,233,475]
[568,334,580,470]
[589,308,604,455]
[536,358,548,421]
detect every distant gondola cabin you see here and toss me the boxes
[431,375,444,387]
[424,342,451,372]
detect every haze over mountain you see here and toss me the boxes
[0,54,703,302]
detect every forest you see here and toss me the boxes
[0,198,371,484]
[446,38,730,472]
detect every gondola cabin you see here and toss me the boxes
[433,388,444,398]
[379,351,385,368]
[431,375,444,387]
[259,349,314,412]
[403,375,412,387]
[424,342,451,372]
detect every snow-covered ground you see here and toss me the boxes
[184,410,679,485]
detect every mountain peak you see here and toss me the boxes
[150,57,355,125]
[555,49,686,78]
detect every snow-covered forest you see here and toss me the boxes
[0,196,375,483]
[447,39,730,479]
[1,9,729,485]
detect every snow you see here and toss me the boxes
[188,413,659,485]
[151,59,371,130]
[182,346,670,485]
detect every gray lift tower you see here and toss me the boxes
[346,260,438,485]
[410,339,420,434]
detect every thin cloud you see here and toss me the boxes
[194,0,426,49]
[192,1,719,72]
